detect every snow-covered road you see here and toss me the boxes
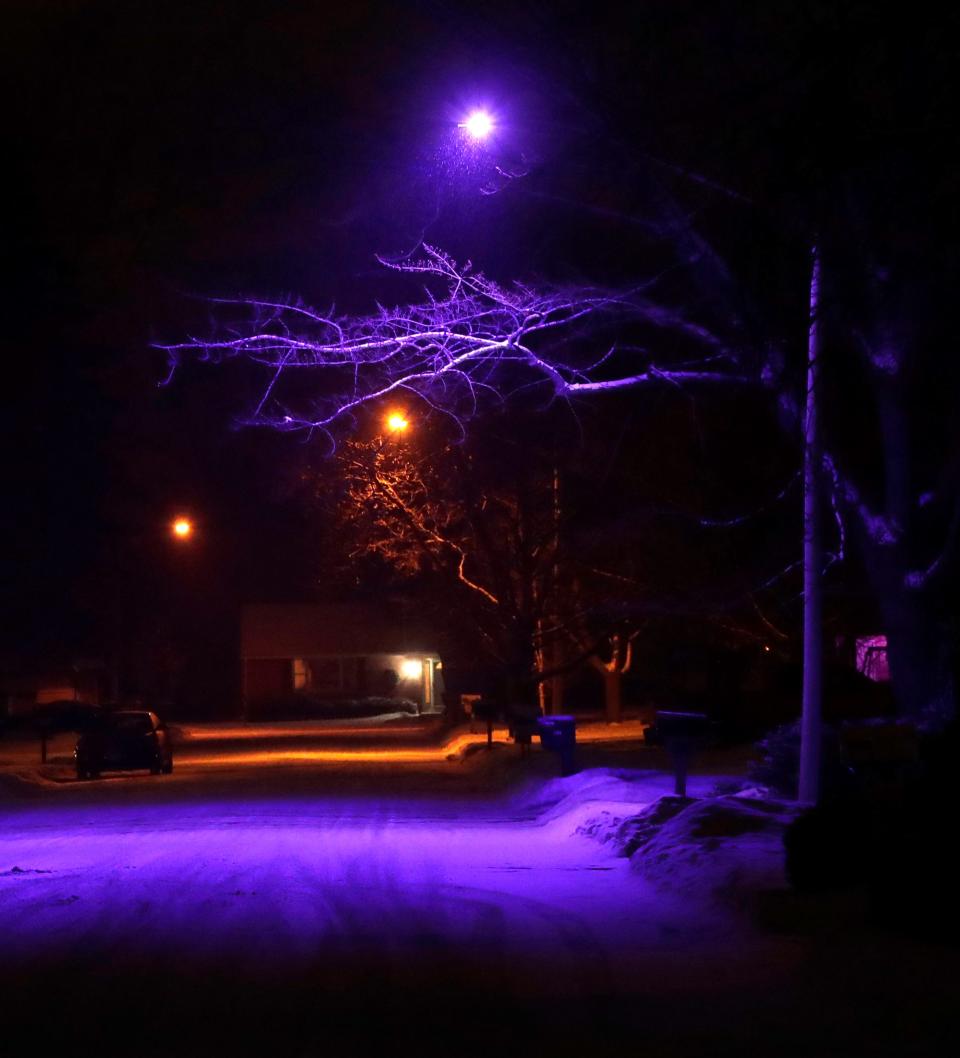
[3,766,957,1057]
[0,786,707,977]
[0,769,753,1055]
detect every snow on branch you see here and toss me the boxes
[158,245,751,445]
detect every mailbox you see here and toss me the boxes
[471,699,501,750]
[537,715,577,776]
[654,710,710,796]
[655,711,710,741]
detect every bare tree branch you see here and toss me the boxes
[159,245,752,446]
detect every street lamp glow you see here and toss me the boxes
[171,517,193,540]
[386,412,410,433]
[460,109,494,140]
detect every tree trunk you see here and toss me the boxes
[885,605,956,724]
[549,674,564,715]
[799,245,823,804]
[604,670,623,724]
[504,623,539,707]
[871,556,957,724]
[861,328,956,726]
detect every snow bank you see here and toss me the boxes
[576,795,696,854]
[515,765,724,820]
[578,792,800,908]
[632,795,799,906]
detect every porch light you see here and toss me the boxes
[400,658,423,680]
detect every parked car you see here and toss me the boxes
[75,710,173,779]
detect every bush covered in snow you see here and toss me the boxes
[579,792,800,907]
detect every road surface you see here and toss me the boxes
[1,758,957,1057]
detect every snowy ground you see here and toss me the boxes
[1,745,958,1057]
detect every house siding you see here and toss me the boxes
[240,604,443,718]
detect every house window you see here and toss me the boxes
[292,658,309,690]
[855,636,890,682]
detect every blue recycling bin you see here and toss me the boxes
[537,715,577,775]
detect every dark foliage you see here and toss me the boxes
[749,719,852,800]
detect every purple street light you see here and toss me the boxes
[459,109,495,141]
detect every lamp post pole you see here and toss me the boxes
[798,245,823,804]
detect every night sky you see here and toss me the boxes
[4,2,956,674]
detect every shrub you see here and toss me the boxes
[749,719,852,801]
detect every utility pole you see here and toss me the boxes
[799,245,823,803]
[549,461,564,714]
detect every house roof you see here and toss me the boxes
[240,603,437,659]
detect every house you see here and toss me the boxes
[0,661,105,723]
[240,603,444,718]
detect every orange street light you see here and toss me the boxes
[386,412,410,433]
[171,517,194,540]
